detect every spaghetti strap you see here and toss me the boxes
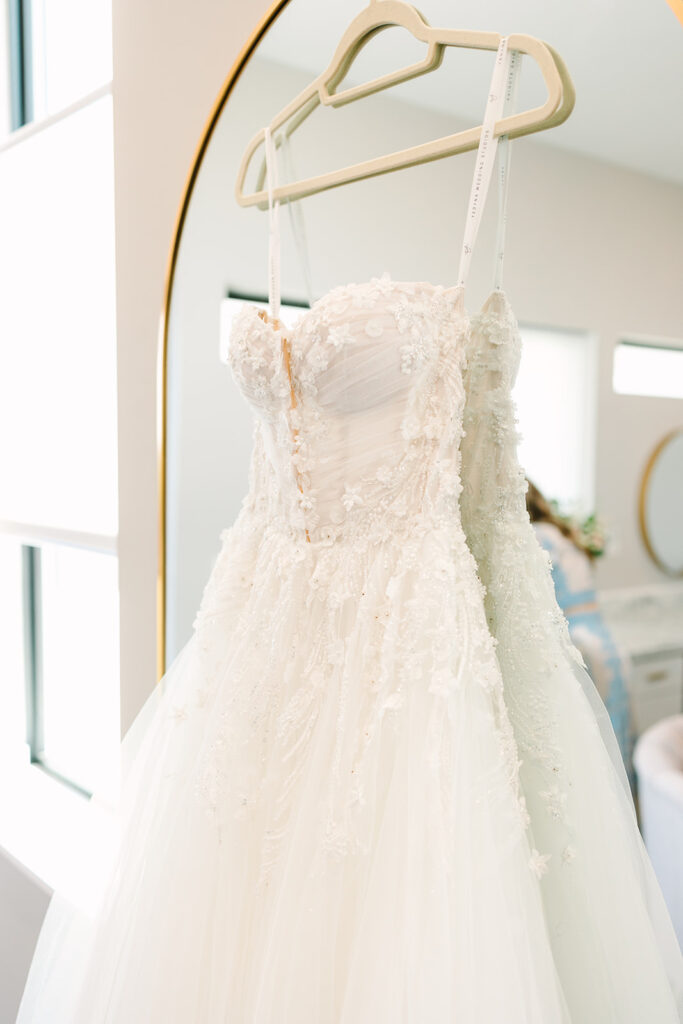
[264,128,316,317]
[456,36,521,298]
[280,134,316,309]
[493,48,521,291]
[263,125,282,321]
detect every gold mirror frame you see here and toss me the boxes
[156,0,291,679]
[638,427,683,579]
[156,0,683,679]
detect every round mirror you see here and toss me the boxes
[159,0,683,672]
[640,429,683,577]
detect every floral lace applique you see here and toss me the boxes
[460,292,580,868]
[197,279,588,879]
[328,323,355,350]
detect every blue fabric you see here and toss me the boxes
[534,524,635,787]
[567,609,634,786]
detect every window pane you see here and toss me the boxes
[514,326,595,514]
[0,93,118,534]
[29,0,112,119]
[0,1,11,137]
[0,536,27,766]
[613,341,683,400]
[39,542,120,794]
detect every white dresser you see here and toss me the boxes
[598,583,683,738]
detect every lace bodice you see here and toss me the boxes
[228,275,479,544]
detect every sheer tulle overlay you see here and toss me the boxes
[17,277,683,1022]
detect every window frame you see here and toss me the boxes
[7,0,33,130]
[612,336,683,400]
[3,523,119,797]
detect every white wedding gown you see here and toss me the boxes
[17,37,683,1023]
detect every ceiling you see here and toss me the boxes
[257,0,683,187]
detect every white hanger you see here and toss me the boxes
[235,0,575,210]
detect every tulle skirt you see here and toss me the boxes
[17,511,683,1022]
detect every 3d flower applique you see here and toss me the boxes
[328,323,355,350]
[561,844,577,864]
[400,334,431,374]
[539,783,569,821]
[401,412,422,441]
[297,492,314,513]
[364,317,384,338]
[299,310,324,337]
[371,271,394,297]
[529,848,551,878]
[169,703,189,723]
[517,792,532,828]
[387,296,413,336]
[290,448,309,473]
[307,340,331,375]
[276,533,308,572]
[341,485,363,511]
[375,463,395,485]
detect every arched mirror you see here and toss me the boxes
[159,0,683,672]
[640,429,683,577]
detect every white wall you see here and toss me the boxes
[0,854,50,1024]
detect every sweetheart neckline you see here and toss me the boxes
[240,275,512,337]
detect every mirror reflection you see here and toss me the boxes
[641,429,683,577]
[159,0,683,1004]
[164,1,683,668]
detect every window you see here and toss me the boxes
[25,0,112,121]
[0,3,12,135]
[23,540,120,796]
[0,538,26,771]
[514,325,597,517]
[0,0,117,799]
[613,339,683,400]
[3,0,112,134]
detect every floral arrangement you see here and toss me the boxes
[547,500,609,559]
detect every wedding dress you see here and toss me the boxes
[17,36,683,1023]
